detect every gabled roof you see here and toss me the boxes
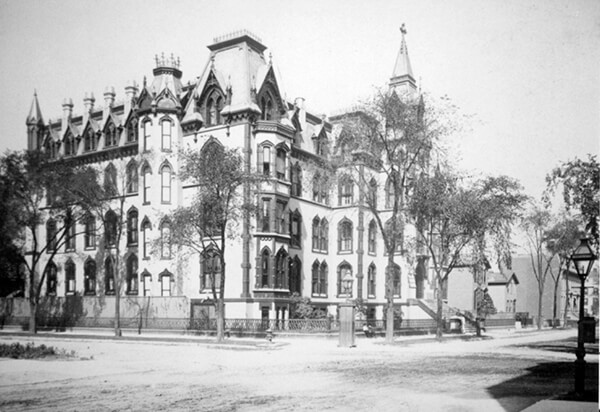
[26,91,44,125]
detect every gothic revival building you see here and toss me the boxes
[26,29,434,325]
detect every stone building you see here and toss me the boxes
[24,29,435,326]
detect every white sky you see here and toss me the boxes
[1,0,598,200]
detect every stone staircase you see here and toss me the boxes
[409,298,478,333]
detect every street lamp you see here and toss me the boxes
[570,237,597,396]
[338,270,355,347]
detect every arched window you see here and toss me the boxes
[84,215,96,249]
[160,270,173,296]
[104,163,117,196]
[84,259,96,295]
[290,210,302,248]
[65,222,76,251]
[368,220,377,255]
[126,254,138,295]
[260,93,275,121]
[141,218,151,259]
[338,175,354,206]
[105,210,118,247]
[142,269,152,296]
[311,260,327,297]
[160,220,171,259]
[289,256,302,295]
[369,178,378,209]
[258,145,271,176]
[385,218,404,253]
[65,259,76,295]
[143,119,151,151]
[260,248,270,288]
[104,257,115,295]
[385,176,395,209]
[161,119,172,151]
[312,216,320,251]
[390,264,401,297]
[127,208,138,245]
[45,261,57,296]
[201,247,221,291]
[46,219,57,252]
[105,122,118,147]
[126,161,138,194]
[367,264,376,298]
[205,91,224,127]
[64,131,76,156]
[275,147,287,180]
[260,198,271,232]
[127,117,138,143]
[338,219,353,252]
[275,249,288,289]
[291,163,302,197]
[312,173,320,202]
[142,164,152,204]
[337,262,352,297]
[320,219,329,252]
[160,164,172,203]
[84,129,96,152]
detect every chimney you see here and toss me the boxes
[294,97,306,130]
[83,92,95,114]
[124,80,139,113]
[61,98,73,132]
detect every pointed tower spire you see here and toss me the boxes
[26,90,44,126]
[390,24,417,96]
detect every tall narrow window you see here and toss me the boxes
[338,219,353,252]
[104,163,117,197]
[312,173,320,202]
[317,261,328,296]
[275,201,287,234]
[161,119,171,151]
[105,257,115,294]
[367,264,376,298]
[276,147,286,180]
[127,118,138,143]
[160,164,172,203]
[369,178,378,209]
[338,175,354,206]
[143,120,151,151]
[65,259,75,295]
[45,262,57,296]
[127,209,138,245]
[261,199,271,232]
[46,219,57,252]
[142,271,152,296]
[142,219,151,259]
[84,259,96,295]
[312,216,320,251]
[160,221,171,259]
[260,248,270,288]
[126,254,138,295]
[105,123,117,147]
[385,176,395,209]
[105,210,118,247]
[160,272,172,296]
[289,257,302,295]
[290,211,302,248]
[84,129,96,151]
[260,146,271,176]
[320,219,329,252]
[368,220,377,255]
[126,161,139,194]
[142,165,151,204]
[275,249,287,289]
[84,215,96,249]
[65,222,76,251]
[337,263,352,297]
[291,164,302,196]
[391,264,401,297]
[385,218,404,253]
[202,248,221,291]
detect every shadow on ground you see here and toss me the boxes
[511,336,599,355]
[486,361,599,412]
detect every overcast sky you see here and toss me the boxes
[1,0,598,200]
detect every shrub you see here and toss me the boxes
[0,342,59,359]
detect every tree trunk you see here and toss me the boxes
[537,285,543,330]
[114,288,121,336]
[563,272,570,328]
[385,253,395,344]
[28,300,37,334]
[436,274,443,340]
[552,277,560,328]
[216,261,226,342]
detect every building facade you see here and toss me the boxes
[25,30,436,325]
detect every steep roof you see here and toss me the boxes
[390,24,417,94]
[26,91,44,125]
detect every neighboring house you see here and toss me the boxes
[22,29,436,326]
[487,272,519,313]
[564,266,599,321]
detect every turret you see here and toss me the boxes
[26,91,45,150]
[390,24,417,98]
[61,98,73,134]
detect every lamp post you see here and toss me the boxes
[339,270,355,347]
[342,270,354,297]
[570,237,597,396]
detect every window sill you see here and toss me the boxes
[126,291,139,296]
[84,246,96,251]
[84,291,96,296]
[311,294,328,299]
[65,292,75,296]
[105,291,116,296]
[338,250,353,255]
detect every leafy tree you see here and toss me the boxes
[0,150,100,333]
[544,215,583,327]
[166,142,253,342]
[332,91,459,343]
[409,170,525,339]
[0,167,25,297]
[289,293,327,319]
[545,154,599,249]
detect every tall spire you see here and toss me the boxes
[26,90,44,125]
[390,24,417,96]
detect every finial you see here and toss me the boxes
[211,54,215,69]
[400,23,407,36]
[269,52,272,65]
[143,76,147,88]
[34,89,38,97]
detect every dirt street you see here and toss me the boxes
[0,329,597,411]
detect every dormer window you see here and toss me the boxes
[84,129,96,152]
[105,123,118,147]
[127,117,138,143]
[64,131,76,156]
[205,91,224,127]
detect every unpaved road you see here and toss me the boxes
[0,329,597,411]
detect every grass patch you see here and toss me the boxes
[0,342,74,359]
